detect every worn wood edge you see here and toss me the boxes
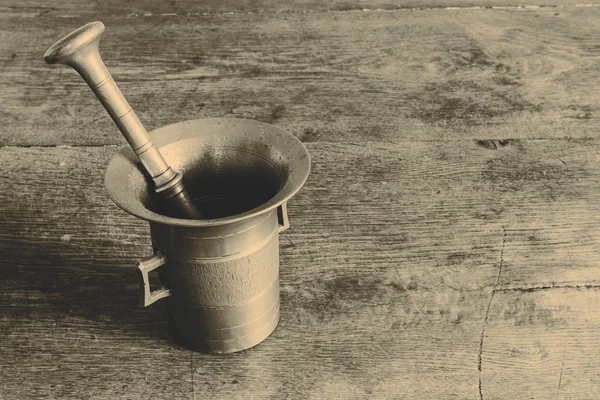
[3,1,600,17]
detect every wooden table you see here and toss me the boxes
[2,1,600,398]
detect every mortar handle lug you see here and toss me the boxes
[136,251,171,307]
[277,202,289,233]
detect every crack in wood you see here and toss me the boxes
[72,3,600,18]
[190,353,195,400]
[408,304,427,327]
[478,225,507,400]
[0,144,121,149]
[555,343,566,400]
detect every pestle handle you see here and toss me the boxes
[44,21,202,219]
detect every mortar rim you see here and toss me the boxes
[104,118,311,227]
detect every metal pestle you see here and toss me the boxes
[44,21,202,219]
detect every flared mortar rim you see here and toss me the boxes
[104,118,311,227]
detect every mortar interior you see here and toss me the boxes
[143,145,286,219]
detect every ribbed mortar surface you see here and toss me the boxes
[151,211,281,353]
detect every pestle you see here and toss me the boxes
[44,21,202,219]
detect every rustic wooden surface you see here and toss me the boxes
[1,2,600,399]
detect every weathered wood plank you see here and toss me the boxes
[1,138,598,398]
[1,325,194,399]
[0,142,500,399]
[479,139,600,290]
[3,1,600,16]
[481,289,600,400]
[3,7,600,145]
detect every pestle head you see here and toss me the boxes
[44,21,105,66]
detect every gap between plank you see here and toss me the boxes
[0,137,596,149]
[498,284,600,292]
[5,3,600,18]
[102,3,600,18]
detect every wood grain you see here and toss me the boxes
[1,137,598,398]
[481,289,600,399]
[473,139,600,289]
[3,7,600,145]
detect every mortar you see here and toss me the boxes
[104,117,310,353]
